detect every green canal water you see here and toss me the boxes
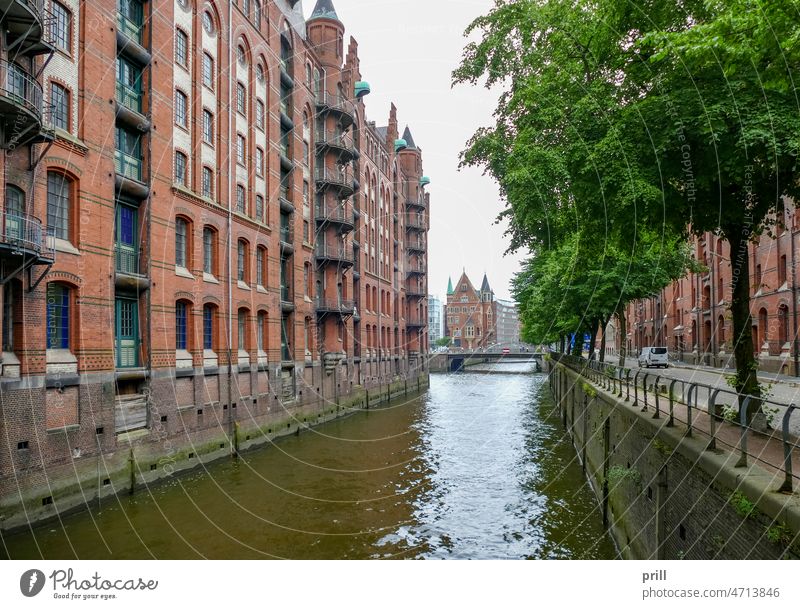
[1,369,615,559]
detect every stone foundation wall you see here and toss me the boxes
[550,361,800,560]
[0,357,429,532]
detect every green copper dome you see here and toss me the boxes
[394,138,408,153]
[354,81,371,98]
[309,0,340,21]
[420,176,431,186]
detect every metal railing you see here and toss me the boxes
[315,91,355,118]
[315,242,354,264]
[115,80,142,113]
[406,317,426,328]
[0,209,53,260]
[315,297,355,315]
[280,284,292,303]
[114,149,143,181]
[117,12,143,45]
[279,222,294,244]
[316,129,356,152]
[407,237,426,251]
[316,201,353,226]
[406,216,426,230]
[406,198,426,209]
[115,245,140,274]
[0,59,43,117]
[549,352,800,493]
[315,166,354,190]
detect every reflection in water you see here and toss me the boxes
[1,373,615,559]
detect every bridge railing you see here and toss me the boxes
[549,352,800,494]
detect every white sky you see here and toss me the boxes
[307,0,527,300]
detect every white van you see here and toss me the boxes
[638,347,669,368]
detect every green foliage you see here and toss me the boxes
[766,524,792,546]
[729,492,755,519]
[606,465,641,488]
[434,337,452,347]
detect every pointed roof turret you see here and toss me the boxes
[402,125,417,149]
[447,277,454,295]
[309,0,340,21]
[480,273,492,292]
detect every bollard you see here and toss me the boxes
[667,379,677,427]
[735,396,752,468]
[653,376,661,419]
[686,383,695,437]
[642,373,649,413]
[626,369,631,401]
[778,404,797,493]
[707,388,720,451]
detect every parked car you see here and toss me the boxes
[638,346,669,368]
[502,347,511,354]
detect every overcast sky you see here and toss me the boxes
[308,0,526,301]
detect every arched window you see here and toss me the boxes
[203,11,215,35]
[202,166,214,198]
[175,300,189,350]
[2,280,21,355]
[46,283,71,350]
[202,226,216,276]
[46,171,72,241]
[175,217,190,268]
[758,308,768,348]
[254,0,261,28]
[203,304,216,350]
[779,304,790,345]
[257,311,267,352]
[256,246,267,287]
[237,239,249,283]
[238,308,250,352]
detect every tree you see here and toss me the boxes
[455,0,800,423]
[435,337,452,347]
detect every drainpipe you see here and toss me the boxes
[792,227,799,376]
[226,0,234,454]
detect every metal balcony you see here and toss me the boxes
[280,222,294,254]
[1,0,56,56]
[406,198,426,210]
[406,216,426,231]
[406,238,426,253]
[315,202,354,233]
[315,129,357,162]
[315,243,354,267]
[315,297,355,317]
[315,166,355,197]
[0,60,51,149]
[406,287,426,299]
[114,245,149,290]
[407,264,426,277]
[115,81,150,132]
[406,317,426,329]
[0,209,54,272]
[315,91,354,128]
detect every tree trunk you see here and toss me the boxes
[559,334,565,353]
[599,315,608,362]
[726,226,763,426]
[571,331,583,357]
[617,305,627,367]
[588,318,599,360]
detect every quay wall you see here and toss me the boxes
[549,361,800,559]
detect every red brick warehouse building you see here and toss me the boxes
[443,272,495,350]
[0,0,431,529]
[626,203,800,375]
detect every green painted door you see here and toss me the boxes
[115,297,139,368]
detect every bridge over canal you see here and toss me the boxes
[430,351,543,373]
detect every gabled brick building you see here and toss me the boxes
[444,272,495,349]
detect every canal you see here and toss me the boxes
[1,368,615,559]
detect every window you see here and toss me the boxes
[174,151,187,185]
[202,109,214,143]
[203,227,215,275]
[256,63,265,83]
[203,305,214,350]
[46,283,70,349]
[255,148,264,175]
[237,240,248,282]
[238,309,248,351]
[175,90,187,127]
[257,312,266,351]
[50,83,69,130]
[256,247,266,286]
[254,0,262,28]
[203,11,214,35]
[237,45,246,66]
[779,254,788,286]
[256,101,264,130]
[236,185,246,214]
[255,195,264,221]
[175,29,188,67]
[46,171,70,240]
[202,53,214,89]
[202,167,213,198]
[52,2,71,51]
[237,83,246,115]
[175,301,187,350]
[175,217,188,267]
[237,134,245,165]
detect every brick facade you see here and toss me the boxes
[625,204,800,374]
[0,0,430,530]
[444,272,496,349]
